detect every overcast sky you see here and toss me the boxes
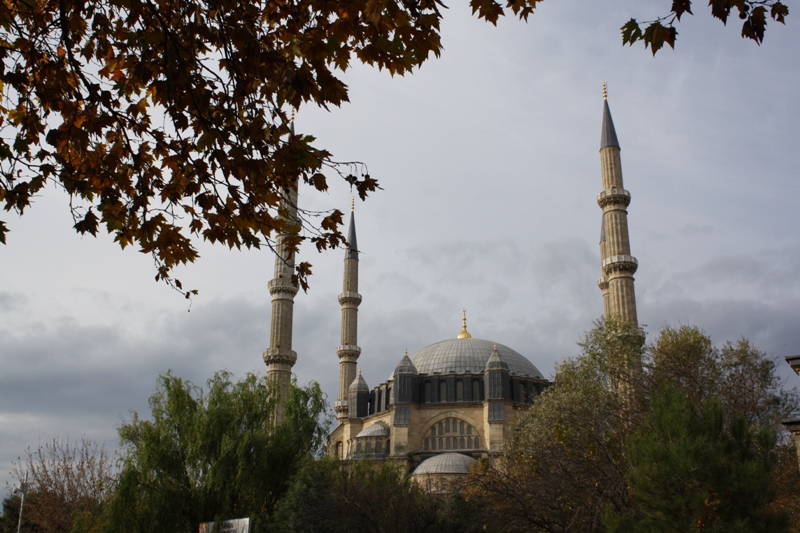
[2,1,800,491]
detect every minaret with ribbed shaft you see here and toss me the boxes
[335,199,362,420]
[263,128,300,425]
[598,84,639,326]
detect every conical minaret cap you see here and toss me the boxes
[349,369,369,392]
[600,98,620,150]
[485,343,510,371]
[345,204,358,260]
[393,349,418,376]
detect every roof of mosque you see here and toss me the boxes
[409,337,543,378]
[412,453,476,475]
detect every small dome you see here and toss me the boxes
[413,453,476,475]
[348,370,369,392]
[356,421,390,438]
[409,338,542,378]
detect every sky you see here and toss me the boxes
[2,0,800,492]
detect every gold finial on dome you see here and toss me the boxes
[602,82,608,100]
[351,196,355,212]
[457,308,472,339]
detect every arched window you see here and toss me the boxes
[356,442,362,453]
[387,387,392,407]
[439,381,447,402]
[366,441,372,454]
[376,441,382,455]
[424,419,479,453]
[424,381,432,403]
[472,380,480,401]
[519,383,526,403]
[335,441,343,459]
[456,380,464,401]
[377,390,383,411]
[386,440,390,454]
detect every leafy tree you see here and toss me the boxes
[0,437,114,533]
[467,317,642,532]
[0,0,789,292]
[468,319,800,532]
[272,457,482,533]
[604,387,789,533]
[104,371,328,533]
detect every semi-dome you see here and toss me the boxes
[412,452,476,475]
[409,337,543,378]
[356,421,390,438]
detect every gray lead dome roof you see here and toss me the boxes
[409,338,543,378]
[413,453,476,475]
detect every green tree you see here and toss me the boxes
[104,371,328,533]
[0,0,789,292]
[604,387,789,533]
[469,319,800,532]
[467,318,642,532]
[273,457,482,533]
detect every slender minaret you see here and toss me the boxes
[263,117,300,425]
[334,199,362,420]
[598,84,639,327]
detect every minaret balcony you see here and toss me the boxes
[337,345,361,360]
[597,188,631,208]
[268,278,299,296]
[262,347,298,366]
[334,400,349,416]
[602,255,638,275]
[338,291,362,305]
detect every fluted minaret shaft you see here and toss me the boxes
[335,205,362,420]
[263,180,300,425]
[598,94,639,327]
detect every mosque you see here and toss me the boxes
[262,91,640,480]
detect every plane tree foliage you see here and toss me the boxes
[468,319,800,532]
[0,0,789,292]
[103,371,328,533]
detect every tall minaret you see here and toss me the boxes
[334,199,362,420]
[263,117,300,425]
[598,84,639,327]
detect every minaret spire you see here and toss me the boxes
[335,200,362,420]
[597,86,639,326]
[263,110,300,425]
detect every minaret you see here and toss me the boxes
[263,115,300,425]
[598,84,639,327]
[335,199,362,420]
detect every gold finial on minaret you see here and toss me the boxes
[602,82,608,100]
[457,308,472,339]
[351,196,355,212]
[404,348,408,357]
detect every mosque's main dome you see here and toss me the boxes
[409,337,543,378]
